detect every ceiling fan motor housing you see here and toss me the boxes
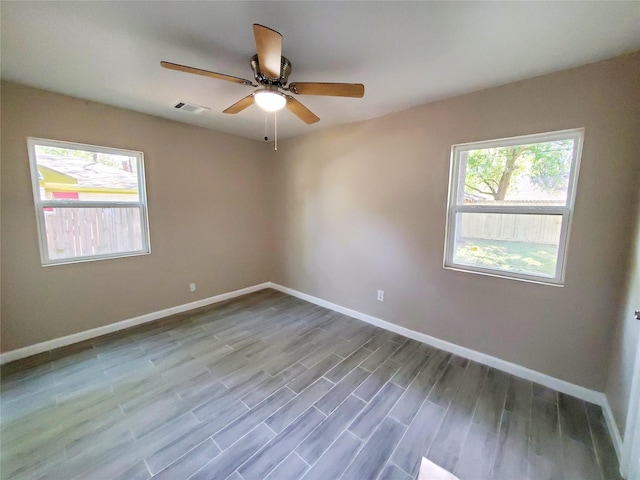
[251,54,291,87]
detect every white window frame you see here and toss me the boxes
[443,128,584,286]
[27,137,151,266]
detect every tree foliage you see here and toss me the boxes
[463,140,573,201]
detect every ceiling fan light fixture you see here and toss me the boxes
[254,89,286,112]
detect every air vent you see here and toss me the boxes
[172,101,209,114]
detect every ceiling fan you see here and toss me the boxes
[161,24,365,124]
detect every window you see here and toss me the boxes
[444,129,583,285]
[27,138,150,265]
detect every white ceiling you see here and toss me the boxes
[2,1,639,141]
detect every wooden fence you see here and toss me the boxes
[44,207,143,259]
[459,213,561,245]
[42,207,559,260]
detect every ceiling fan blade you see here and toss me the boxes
[253,24,282,80]
[223,94,255,114]
[289,82,365,98]
[286,95,320,124]
[161,61,255,86]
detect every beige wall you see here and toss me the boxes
[1,81,272,352]
[271,54,640,390]
[605,191,640,434]
[2,54,639,394]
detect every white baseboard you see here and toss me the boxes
[1,279,624,469]
[0,282,271,365]
[269,282,605,404]
[270,282,628,466]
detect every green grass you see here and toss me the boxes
[454,238,558,277]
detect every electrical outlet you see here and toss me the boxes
[377,290,384,302]
[189,283,196,292]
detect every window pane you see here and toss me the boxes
[42,207,144,260]
[34,145,140,202]
[458,139,575,206]
[452,213,562,278]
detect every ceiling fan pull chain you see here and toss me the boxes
[274,111,278,151]
[264,113,268,141]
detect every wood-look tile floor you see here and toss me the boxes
[0,289,620,480]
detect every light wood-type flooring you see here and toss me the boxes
[0,289,620,479]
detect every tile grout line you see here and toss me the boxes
[557,395,567,477]
[486,373,511,478]
[526,380,535,480]
[584,403,607,480]
[347,380,405,442]
[450,359,488,478]
[262,450,300,480]
[142,458,153,478]
[346,378,412,478]
[185,419,272,480]
[423,366,470,472]
[293,450,312,468]
[385,375,453,477]
[296,404,364,471]
[263,420,279,436]
[334,423,382,479]
[234,405,328,478]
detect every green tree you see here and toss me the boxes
[463,140,573,201]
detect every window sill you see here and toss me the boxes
[42,250,151,267]
[443,264,564,287]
